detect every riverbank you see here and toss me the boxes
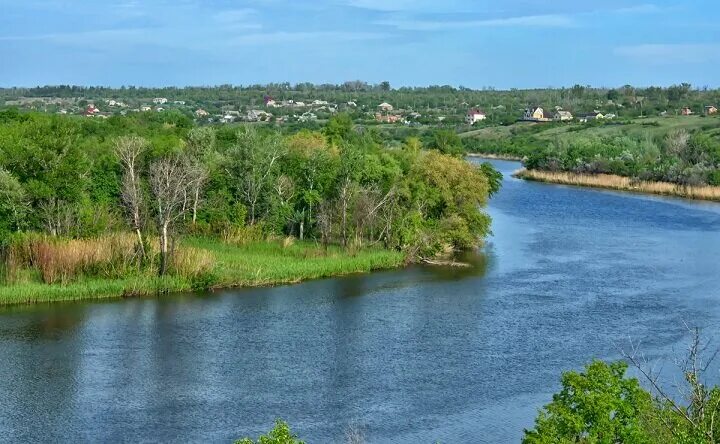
[0,238,405,306]
[515,168,720,201]
[466,152,524,161]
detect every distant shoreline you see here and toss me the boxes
[514,168,720,202]
[466,153,524,161]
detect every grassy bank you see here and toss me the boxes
[0,237,405,306]
[515,168,720,201]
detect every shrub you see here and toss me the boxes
[235,420,305,444]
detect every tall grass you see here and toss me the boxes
[6,233,140,284]
[515,169,720,201]
[0,236,405,306]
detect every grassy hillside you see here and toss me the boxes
[462,115,720,190]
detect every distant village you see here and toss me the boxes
[4,93,718,127]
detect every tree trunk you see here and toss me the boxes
[299,220,304,240]
[135,227,146,260]
[192,187,199,225]
[159,223,169,276]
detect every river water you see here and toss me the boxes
[1,159,720,443]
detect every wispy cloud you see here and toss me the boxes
[213,8,258,24]
[613,3,661,14]
[228,31,389,46]
[375,14,576,31]
[614,43,720,63]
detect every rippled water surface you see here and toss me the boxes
[2,159,720,443]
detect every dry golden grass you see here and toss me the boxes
[281,236,295,248]
[7,234,140,284]
[170,247,214,278]
[515,169,720,201]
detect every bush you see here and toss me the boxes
[235,420,304,444]
[523,361,655,443]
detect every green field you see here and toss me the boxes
[0,238,405,306]
[461,115,720,146]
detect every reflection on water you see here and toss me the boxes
[1,159,719,443]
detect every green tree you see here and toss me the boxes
[430,129,463,157]
[0,168,28,235]
[523,361,654,444]
[323,113,354,145]
[235,420,304,444]
[479,162,502,197]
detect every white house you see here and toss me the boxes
[153,97,168,104]
[554,110,573,121]
[465,108,487,125]
[140,105,152,112]
[378,102,394,112]
[195,108,209,118]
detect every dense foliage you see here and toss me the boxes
[235,420,304,444]
[0,110,496,286]
[464,117,720,187]
[525,347,720,443]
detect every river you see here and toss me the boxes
[1,159,720,443]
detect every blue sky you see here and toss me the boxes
[1,0,718,88]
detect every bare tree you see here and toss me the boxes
[115,136,148,257]
[39,198,77,237]
[185,127,215,225]
[149,155,194,276]
[316,200,334,249]
[338,176,355,247]
[228,127,285,225]
[343,422,365,444]
[188,162,208,225]
[623,325,720,441]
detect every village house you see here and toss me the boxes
[705,105,718,115]
[346,101,357,107]
[298,112,317,122]
[554,110,573,121]
[311,100,328,106]
[378,102,394,112]
[465,108,487,125]
[681,106,693,116]
[140,105,152,112]
[173,100,186,105]
[523,106,546,121]
[153,97,168,105]
[577,112,604,123]
[84,104,100,116]
[246,110,272,122]
[375,113,401,123]
[195,108,209,118]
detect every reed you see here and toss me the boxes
[6,233,140,284]
[0,237,406,306]
[515,169,720,201]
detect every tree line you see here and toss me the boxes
[0,110,499,282]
